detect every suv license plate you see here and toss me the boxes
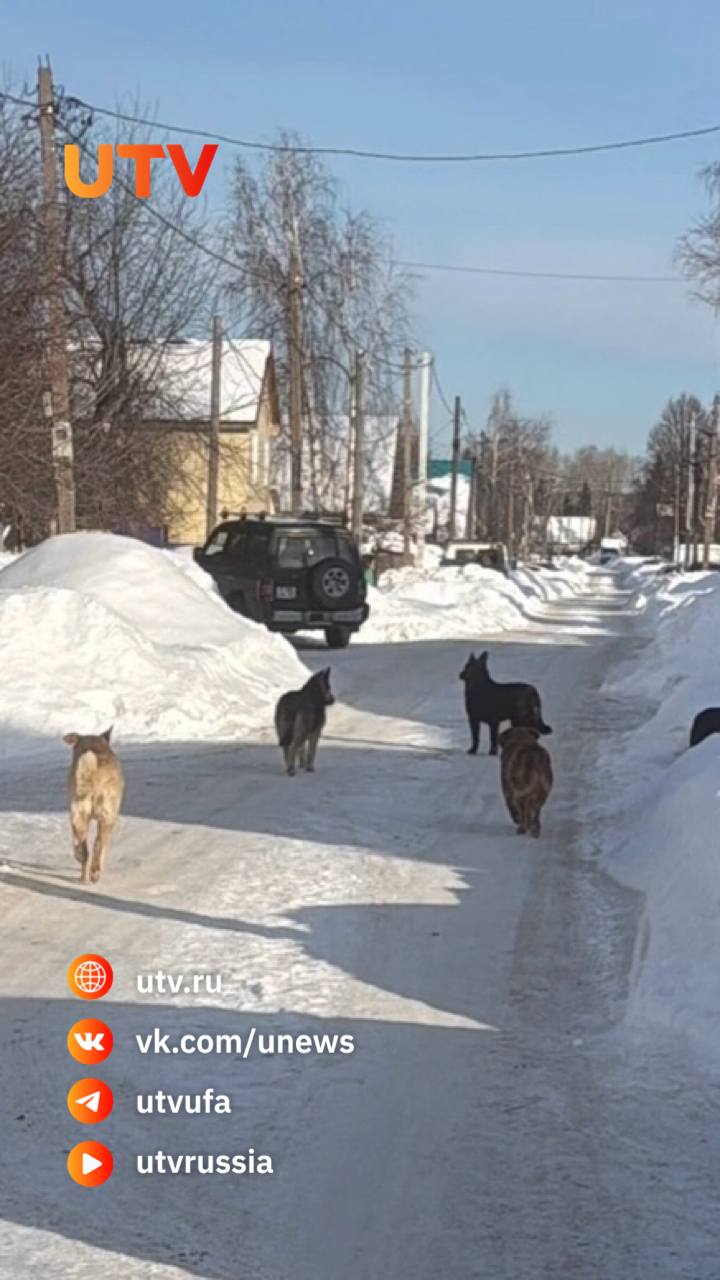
[276,586,297,600]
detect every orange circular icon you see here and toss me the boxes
[67,1018,114,1065]
[67,1140,114,1187]
[68,954,113,1000]
[67,1077,114,1124]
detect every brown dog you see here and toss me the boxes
[63,727,125,884]
[498,726,553,838]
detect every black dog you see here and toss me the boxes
[460,650,552,756]
[689,707,720,748]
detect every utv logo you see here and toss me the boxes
[63,143,219,199]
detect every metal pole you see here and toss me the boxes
[686,411,696,569]
[702,396,719,570]
[402,347,413,561]
[449,396,461,541]
[416,352,431,565]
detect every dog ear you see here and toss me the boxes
[102,726,113,743]
[468,651,475,662]
[63,733,79,747]
[479,650,488,662]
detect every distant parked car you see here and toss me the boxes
[194,515,369,648]
[441,540,510,575]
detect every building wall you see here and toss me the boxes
[164,425,274,545]
[158,359,278,545]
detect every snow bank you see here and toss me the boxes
[360,558,588,644]
[0,533,305,755]
[594,566,720,1054]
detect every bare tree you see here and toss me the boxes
[0,86,53,543]
[630,394,708,553]
[677,164,720,307]
[468,390,553,557]
[58,101,223,530]
[225,135,414,507]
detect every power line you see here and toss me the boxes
[4,88,720,165]
[397,258,681,284]
[432,363,454,418]
[1,90,693,290]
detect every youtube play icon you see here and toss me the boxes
[67,1140,114,1187]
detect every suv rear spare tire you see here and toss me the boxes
[310,557,358,609]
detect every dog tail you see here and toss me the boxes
[531,692,552,735]
[275,696,295,749]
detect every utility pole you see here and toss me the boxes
[685,410,696,569]
[702,396,719,570]
[465,455,476,538]
[205,315,223,537]
[350,350,366,543]
[402,347,414,561]
[449,396,461,542]
[38,61,76,534]
[288,223,304,513]
[489,423,499,540]
[416,352,431,565]
[604,470,614,540]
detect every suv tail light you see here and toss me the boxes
[256,577,274,603]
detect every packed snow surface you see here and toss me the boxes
[362,557,588,643]
[593,559,720,1055]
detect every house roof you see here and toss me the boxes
[154,339,273,424]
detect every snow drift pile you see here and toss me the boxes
[595,560,720,1055]
[361,557,588,644]
[0,533,305,756]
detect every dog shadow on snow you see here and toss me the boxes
[0,620,640,1038]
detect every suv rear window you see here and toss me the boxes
[204,528,229,557]
[272,528,338,568]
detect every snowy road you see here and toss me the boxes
[0,574,718,1278]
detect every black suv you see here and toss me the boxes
[194,516,370,648]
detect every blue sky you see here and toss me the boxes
[6,0,720,453]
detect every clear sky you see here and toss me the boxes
[6,0,720,453]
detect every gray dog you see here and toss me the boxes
[275,668,335,776]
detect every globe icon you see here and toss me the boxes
[74,960,107,994]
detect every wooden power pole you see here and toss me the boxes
[288,226,304,514]
[38,61,76,534]
[206,315,223,537]
[402,347,414,561]
[449,395,461,541]
[350,349,366,543]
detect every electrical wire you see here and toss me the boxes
[1,90,689,289]
[42,91,720,165]
[397,259,681,284]
[431,363,455,418]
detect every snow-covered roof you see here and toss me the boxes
[70,338,273,426]
[153,339,272,424]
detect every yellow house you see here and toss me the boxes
[145,339,280,545]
